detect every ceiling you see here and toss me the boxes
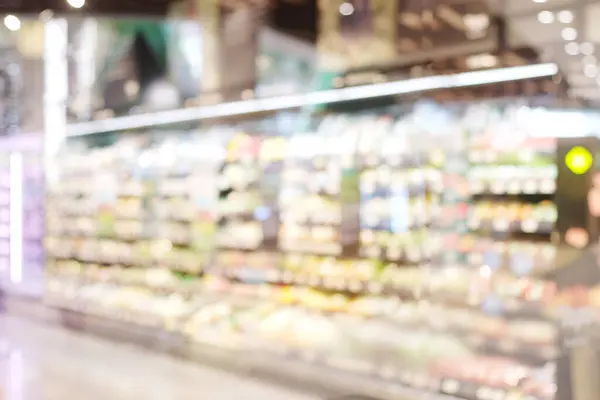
[325,0,600,102]
[500,0,600,100]
[2,0,599,102]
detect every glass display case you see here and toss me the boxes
[44,102,600,400]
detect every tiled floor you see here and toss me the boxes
[0,315,319,400]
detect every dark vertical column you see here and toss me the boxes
[554,137,600,400]
[187,0,265,101]
[270,0,317,43]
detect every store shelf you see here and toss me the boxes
[64,64,559,137]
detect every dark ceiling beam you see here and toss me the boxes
[0,0,313,19]
[0,0,172,16]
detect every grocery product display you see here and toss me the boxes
[466,133,557,276]
[356,115,444,264]
[45,104,600,400]
[184,282,558,400]
[279,118,361,257]
[46,133,226,306]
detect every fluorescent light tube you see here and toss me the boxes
[9,152,22,284]
[66,63,558,137]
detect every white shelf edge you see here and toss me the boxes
[66,63,558,137]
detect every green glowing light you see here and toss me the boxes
[565,146,593,175]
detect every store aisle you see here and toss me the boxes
[0,315,319,400]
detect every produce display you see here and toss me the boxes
[45,132,226,319]
[356,115,443,264]
[45,105,600,400]
[279,130,348,256]
[181,282,558,400]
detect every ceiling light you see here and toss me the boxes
[558,10,574,23]
[562,27,578,41]
[67,0,85,8]
[256,55,272,71]
[144,80,179,110]
[538,11,554,24]
[533,0,548,3]
[3,15,20,31]
[464,14,490,39]
[580,42,595,55]
[39,9,53,21]
[584,64,598,77]
[339,2,354,16]
[565,42,580,55]
[124,80,139,98]
[466,53,498,69]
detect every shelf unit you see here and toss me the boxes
[44,104,600,400]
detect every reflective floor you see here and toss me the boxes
[0,315,318,400]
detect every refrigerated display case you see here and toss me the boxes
[44,103,600,400]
